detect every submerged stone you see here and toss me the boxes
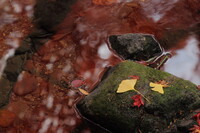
[77,61,200,133]
[109,33,162,61]
[0,76,13,107]
[13,71,37,96]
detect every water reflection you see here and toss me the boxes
[164,36,200,84]
[69,0,200,87]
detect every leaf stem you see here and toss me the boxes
[134,89,151,103]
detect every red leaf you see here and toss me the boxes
[193,112,200,126]
[71,80,85,88]
[129,75,140,80]
[131,95,144,107]
[189,125,200,133]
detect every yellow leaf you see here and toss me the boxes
[117,79,137,93]
[78,88,89,95]
[150,82,165,94]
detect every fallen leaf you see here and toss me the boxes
[155,80,170,87]
[71,79,85,88]
[78,88,89,95]
[116,79,137,93]
[150,82,165,94]
[189,125,200,133]
[129,75,140,80]
[131,95,144,107]
[193,112,200,126]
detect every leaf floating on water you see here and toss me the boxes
[78,88,89,95]
[116,79,137,93]
[131,95,144,107]
[71,80,85,88]
[150,80,170,94]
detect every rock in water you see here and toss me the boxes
[0,76,13,107]
[13,71,37,96]
[77,61,200,133]
[109,33,162,61]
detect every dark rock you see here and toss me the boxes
[77,61,200,133]
[15,38,32,55]
[4,54,31,82]
[177,119,194,132]
[0,76,13,107]
[34,0,77,32]
[109,33,163,61]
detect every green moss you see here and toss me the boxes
[77,61,200,132]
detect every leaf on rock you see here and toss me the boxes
[193,112,200,126]
[150,80,170,94]
[150,82,164,94]
[131,95,144,107]
[189,125,200,133]
[155,80,170,87]
[128,75,140,80]
[116,79,137,93]
[78,88,89,95]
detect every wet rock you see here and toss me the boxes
[77,61,200,133]
[4,54,31,82]
[13,71,37,96]
[15,38,32,55]
[109,33,162,61]
[177,119,194,132]
[0,109,16,127]
[34,0,78,32]
[0,76,13,107]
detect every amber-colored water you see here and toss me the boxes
[0,0,199,133]
[56,0,200,87]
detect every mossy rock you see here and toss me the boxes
[77,61,200,133]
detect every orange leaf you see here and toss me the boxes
[155,80,170,87]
